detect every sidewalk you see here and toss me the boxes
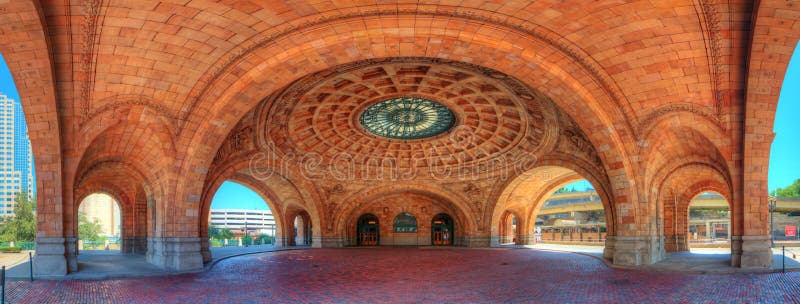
[0,250,33,269]
[6,244,295,280]
[526,243,800,273]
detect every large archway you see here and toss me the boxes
[492,164,616,260]
[208,181,276,248]
[76,193,122,253]
[686,192,731,252]
[0,1,792,277]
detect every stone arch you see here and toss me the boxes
[337,185,474,247]
[491,155,615,239]
[335,184,475,237]
[499,210,523,245]
[200,153,323,250]
[72,118,178,263]
[72,159,156,265]
[684,190,732,249]
[738,1,800,267]
[0,0,65,276]
[285,207,313,247]
[172,11,642,249]
[197,175,287,262]
[655,163,732,257]
[74,192,124,249]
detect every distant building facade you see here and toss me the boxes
[209,209,275,236]
[0,94,33,217]
[78,193,121,237]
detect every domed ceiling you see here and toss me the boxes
[252,57,582,178]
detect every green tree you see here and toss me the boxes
[78,212,103,242]
[218,228,234,240]
[0,194,37,242]
[208,225,221,239]
[771,178,800,198]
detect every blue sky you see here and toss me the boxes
[768,44,800,192]
[2,43,798,209]
[211,181,270,210]
[0,54,20,102]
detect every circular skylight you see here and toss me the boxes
[359,97,455,140]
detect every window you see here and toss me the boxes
[393,212,418,233]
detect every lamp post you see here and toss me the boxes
[768,196,777,247]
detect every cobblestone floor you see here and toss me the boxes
[7,248,800,303]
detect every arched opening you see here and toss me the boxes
[391,212,418,246]
[77,193,122,253]
[687,192,731,252]
[341,189,470,247]
[356,214,379,246]
[0,53,36,254]
[431,213,454,246]
[494,163,613,258]
[209,181,276,248]
[769,41,800,246]
[535,180,607,245]
[292,211,312,246]
[499,211,518,245]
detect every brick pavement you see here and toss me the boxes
[6,248,800,303]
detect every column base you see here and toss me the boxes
[33,237,67,277]
[461,235,490,247]
[612,236,665,266]
[65,237,78,272]
[664,234,689,252]
[603,236,615,260]
[318,236,344,247]
[274,237,290,248]
[731,235,772,268]
[146,237,203,271]
[123,237,148,254]
[200,237,211,263]
[518,234,537,245]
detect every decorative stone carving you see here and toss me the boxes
[695,0,726,125]
[212,115,255,165]
[79,0,103,121]
[639,103,720,134]
[258,57,557,179]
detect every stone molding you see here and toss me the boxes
[33,237,68,277]
[146,237,203,271]
[611,235,665,266]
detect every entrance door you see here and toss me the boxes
[357,214,380,246]
[431,213,454,246]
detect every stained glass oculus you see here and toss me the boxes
[359,97,455,139]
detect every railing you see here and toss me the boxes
[209,237,274,247]
[0,242,34,250]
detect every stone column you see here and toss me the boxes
[612,235,665,266]
[200,237,211,263]
[318,236,344,247]
[463,235,491,247]
[519,233,537,245]
[731,235,772,268]
[489,234,502,246]
[274,236,289,248]
[664,234,689,252]
[65,237,78,272]
[603,236,615,260]
[146,237,203,271]
[33,237,68,277]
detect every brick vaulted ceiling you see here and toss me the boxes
[0,0,797,249]
[260,58,557,173]
[53,0,740,135]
